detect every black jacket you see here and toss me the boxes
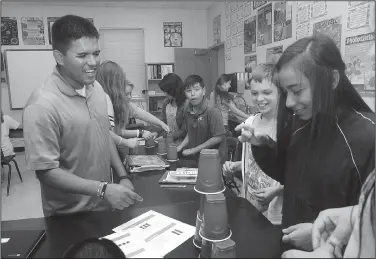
[252,109,375,231]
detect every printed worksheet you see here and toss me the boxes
[103,231,160,258]
[112,210,195,257]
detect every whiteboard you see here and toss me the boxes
[5,50,56,109]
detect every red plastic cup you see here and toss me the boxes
[145,138,155,148]
[194,149,225,194]
[199,193,232,242]
[193,211,203,249]
[198,194,205,219]
[211,239,236,258]
[157,138,167,155]
[166,133,174,145]
[167,144,178,161]
[129,139,146,155]
[199,235,212,259]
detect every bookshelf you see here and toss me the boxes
[145,63,174,119]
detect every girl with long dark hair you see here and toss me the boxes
[236,34,375,253]
[158,73,188,142]
[214,74,250,134]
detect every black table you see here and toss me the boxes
[2,155,281,258]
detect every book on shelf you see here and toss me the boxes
[147,64,174,80]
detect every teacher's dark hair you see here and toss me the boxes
[62,237,126,258]
[51,15,99,55]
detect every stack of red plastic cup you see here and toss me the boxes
[193,149,233,258]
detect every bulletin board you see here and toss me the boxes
[4,49,55,109]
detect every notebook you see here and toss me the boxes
[124,155,170,173]
[1,230,46,258]
[159,168,198,185]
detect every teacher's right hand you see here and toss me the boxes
[104,183,143,210]
[235,123,273,147]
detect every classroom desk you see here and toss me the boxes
[2,152,282,258]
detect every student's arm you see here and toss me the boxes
[129,102,169,132]
[5,115,21,130]
[109,134,135,190]
[225,101,249,121]
[185,136,224,155]
[110,130,139,148]
[177,133,189,152]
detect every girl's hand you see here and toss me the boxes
[142,130,153,140]
[253,186,279,206]
[235,123,275,147]
[222,161,234,179]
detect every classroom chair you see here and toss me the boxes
[1,150,23,196]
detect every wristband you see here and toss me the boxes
[96,182,104,197]
[119,175,131,181]
[100,182,109,199]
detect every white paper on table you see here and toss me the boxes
[112,210,195,257]
[1,238,10,243]
[103,231,161,258]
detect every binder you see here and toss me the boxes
[1,230,46,258]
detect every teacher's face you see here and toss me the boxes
[59,36,101,88]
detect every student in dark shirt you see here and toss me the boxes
[177,75,227,166]
[236,34,375,253]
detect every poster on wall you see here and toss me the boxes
[348,1,366,9]
[21,17,45,45]
[1,52,6,83]
[226,49,231,60]
[231,35,238,48]
[231,23,238,36]
[266,46,283,64]
[47,17,59,45]
[253,1,267,10]
[311,1,327,19]
[344,32,375,97]
[274,1,292,42]
[313,16,342,50]
[213,15,221,45]
[257,3,273,46]
[244,16,257,54]
[347,3,370,30]
[163,22,183,47]
[296,4,311,24]
[245,55,257,73]
[225,2,231,15]
[296,22,312,40]
[238,33,244,47]
[1,17,19,45]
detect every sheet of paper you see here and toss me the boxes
[112,210,195,257]
[1,238,10,243]
[103,231,160,258]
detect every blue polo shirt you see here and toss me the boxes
[183,99,227,164]
[23,67,112,217]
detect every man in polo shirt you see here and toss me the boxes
[23,15,142,217]
[177,75,227,166]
